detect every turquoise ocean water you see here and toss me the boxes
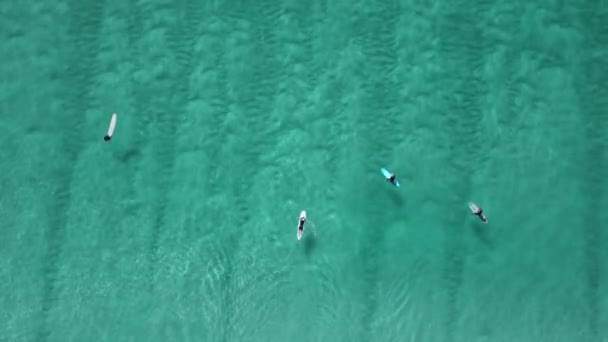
[1,0,607,341]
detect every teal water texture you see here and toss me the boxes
[1,0,607,341]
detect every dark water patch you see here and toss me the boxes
[120,0,164,225]
[484,3,526,133]
[217,46,246,342]
[146,0,204,291]
[348,1,402,338]
[289,1,344,204]
[126,0,146,46]
[443,232,465,342]
[350,0,401,163]
[577,2,608,338]
[385,187,404,208]
[37,1,106,340]
[216,2,284,340]
[303,233,317,256]
[435,1,491,339]
[121,0,155,190]
[470,220,494,249]
[358,208,387,341]
[115,147,141,164]
[181,13,238,340]
[145,106,175,290]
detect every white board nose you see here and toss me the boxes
[105,113,117,141]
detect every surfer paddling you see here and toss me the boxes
[387,173,397,185]
[469,202,488,223]
[381,167,400,187]
[297,211,307,240]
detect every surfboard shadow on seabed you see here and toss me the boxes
[303,232,317,256]
[471,220,494,248]
[387,189,404,208]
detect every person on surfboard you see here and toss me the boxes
[298,215,306,234]
[470,203,488,223]
[380,167,400,187]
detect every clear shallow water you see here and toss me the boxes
[0,1,607,341]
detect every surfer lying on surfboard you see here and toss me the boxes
[388,174,397,185]
[381,167,400,187]
[469,202,488,223]
[297,211,307,240]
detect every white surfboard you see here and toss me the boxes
[104,113,117,141]
[297,210,306,240]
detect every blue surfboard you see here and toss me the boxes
[381,167,399,187]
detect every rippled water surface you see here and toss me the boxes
[0,0,607,341]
